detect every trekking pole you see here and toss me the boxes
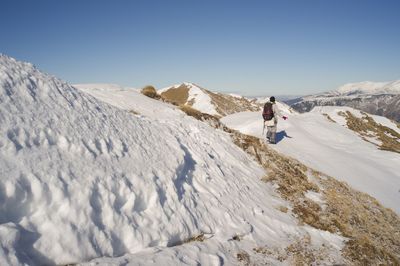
[262,121,265,136]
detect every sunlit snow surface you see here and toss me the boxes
[159,82,219,116]
[222,105,400,215]
[0,56,345,265]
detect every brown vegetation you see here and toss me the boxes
[129,110,140,115]
[278,206,288,213]
[236,251,250,265]
[205,90,260,116]
[231,130,400,264]
[184,233,206,243]
[140,85,160,99]
[179,105,222,128]
[253,235,341,265]
[161,83,260,116]
[339,111,400,153]
[158,96,400,264]
[160,84,189,105]
[323,113,336,123]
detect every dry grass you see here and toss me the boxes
[129,110,140,115]
[157,97,400,264]
[253,235,341,265]
[320,177,400,264]
[160,84,189,105]
[236,251,250,265]
[278,206,289,213]
[184,233,206,243]
[179,105,223,128]
[339,111,400,153]
[285,235,324,265]
[232,130,400,264]
[323,113,336,123]
[205,90,260,116]
[161,84,260,116]
[140,85,160,99]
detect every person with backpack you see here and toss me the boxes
[262,96,287,144]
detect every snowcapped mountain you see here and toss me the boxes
[1,55,400,265]
[334,81,400,95]
[159,82,260,117]
[289,80,400,122]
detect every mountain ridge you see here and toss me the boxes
[0,55,345,265]
[289,80,400,122]
[1,55,400,265]
[159,82,261,117]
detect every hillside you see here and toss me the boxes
[289,80,400,122]
[80,84,400,265]
[222,106,400,214]
[0,56,349,265]
[1,56,400,265]
[158,82,260,117]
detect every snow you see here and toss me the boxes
[369,113,400,132]
[222,106,400,215]
[228,93,243,98]
[254,96,270,104]
[334,81,390,95]
[305,191,325,209]
[74,83,138,92]
[382,80,400,92]
[186,83,219,116]
[74,84,182,121]
[0,55,346,265]
[298,80,400,104]
[311,106,400,133]
[159,82,219,116]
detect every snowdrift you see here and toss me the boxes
[0,56,345,265]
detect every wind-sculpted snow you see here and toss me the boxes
[0,56,346,265]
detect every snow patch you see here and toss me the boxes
[222,107,400,214]
[187,84,219,116]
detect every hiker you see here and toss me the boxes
[262,96,287,144]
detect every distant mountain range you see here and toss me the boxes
[288,80,400,122]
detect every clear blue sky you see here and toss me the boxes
[1,0,400,96]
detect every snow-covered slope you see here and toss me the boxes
[159,82,219,115]
[0,56,347,265]
[289,80,400,122]
[222,106,400,215]
[73,83,182,121]
[159,82,260,117]
[74,83,138,92]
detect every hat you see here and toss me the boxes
[270,96,275,102]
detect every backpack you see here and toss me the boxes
[262,102,274,121]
